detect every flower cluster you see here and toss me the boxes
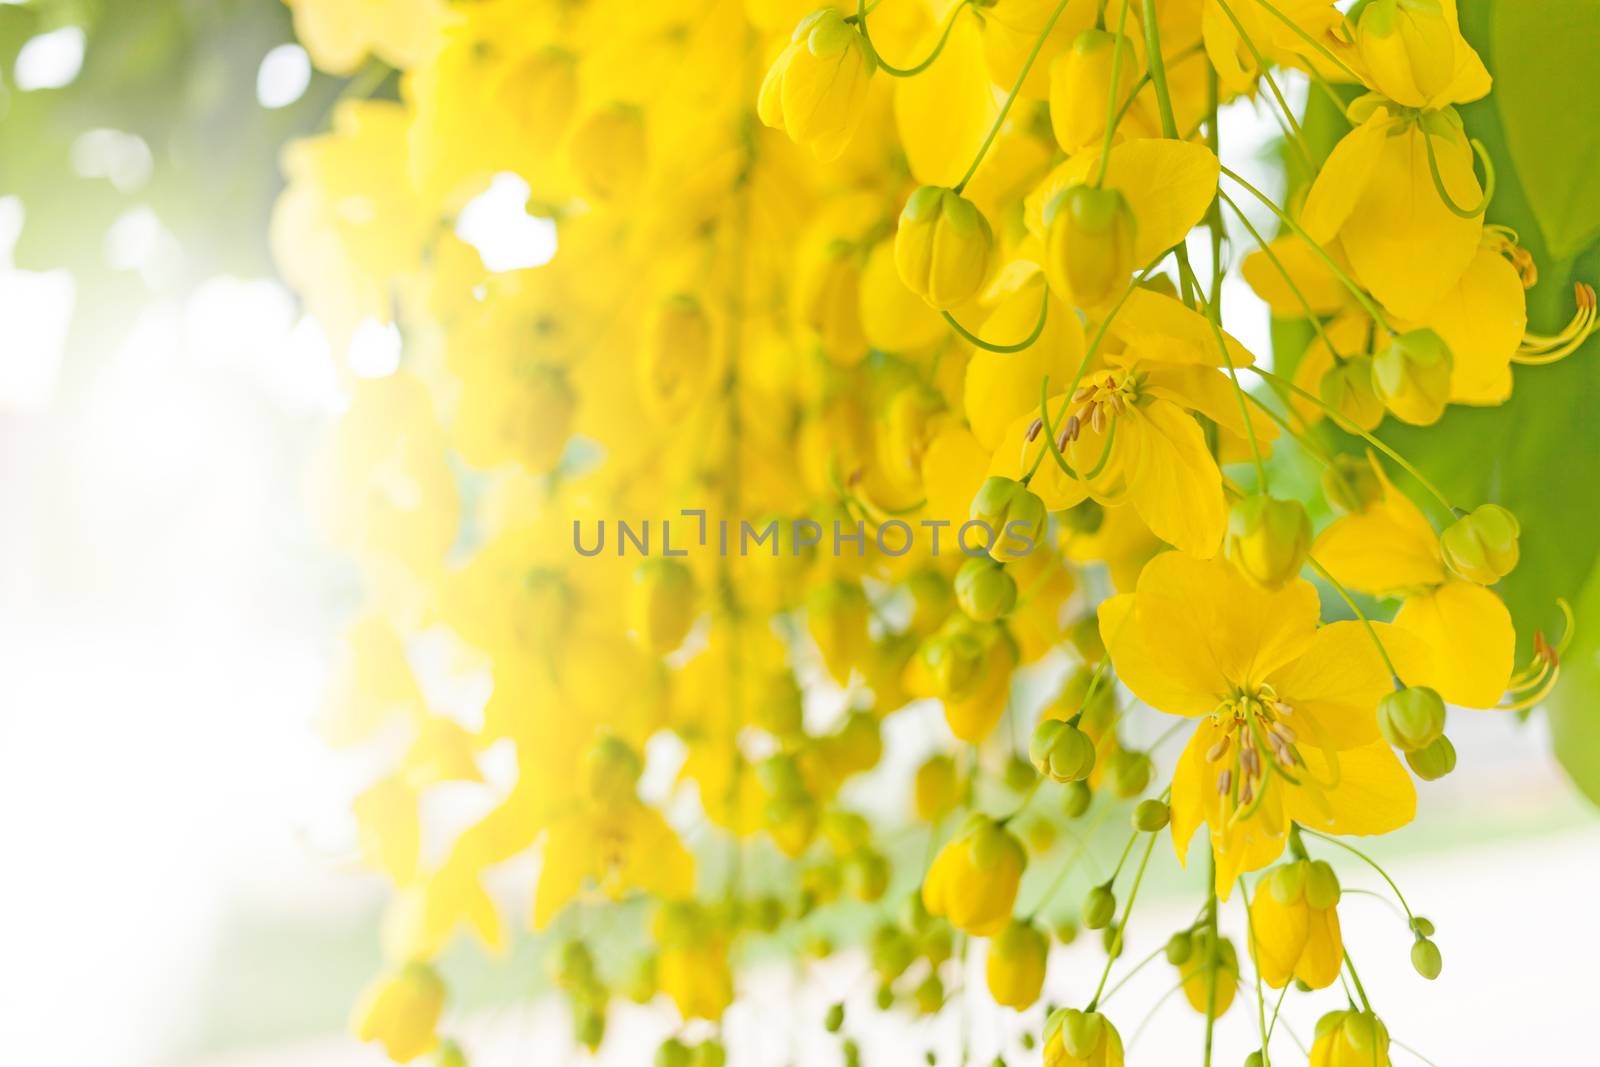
[274,0,1588,1064]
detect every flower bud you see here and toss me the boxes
[640,294,714,420]
[435,1039,469,1067]
[1029,719,1098,783]
[1226,496,1312,589]
[757,8,875,161]
[1377,686,1447,752]
[1054,918,1080,945]
[1050,662,1116,725]
[1049,30,1140,153]
[569,103,646,204]
[1244,1053,1264,1067]
[1311,1009,1392,1067]
[870,922,915,981]
[1106,748,1153,798]
[1083,883,1116,929]
[922,815,1027,936]
[1166,931,1194,966]
[1405,734,1457,780]
[919,628,988,702]
[825,1001,845,1033]
[969,476,1047,563]
[914,971,945,1014]
[1045,184,1137,308]
[1322,454,1383,514]
[1062,779,1093,818]
[1319,356,1386,432]
[1357,0,1457,107]
[1004,754,1037,792]
[1411,916,1436,937]
[1411,937,1442,980]
[1371,328,1453,426]
[1440,504,1520,585]
[986,919,1049,1009]
[657,1038,693,1067]
[574,1003,606,1052]
[755,672,804,737]
[1132,798,1170,832]
[955,556,1018,622]
[583,734,642,805]
[915,754,961,821]
[894,185,995,310]
[798,240,868,366]
[1043,1008,1123,1067]
[629,558,697,655]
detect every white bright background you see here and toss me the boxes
[0,38,1592,1067]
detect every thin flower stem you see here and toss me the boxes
[1245,363,1459,514]
[1203,853,1220,1067]
[1086,831,1159,1011]
[1218,187,1346,365]
[1391,1039,1446,1067]
[1219,164,1394,332]
[1241,878,1272,1067]
[1141,0,1179,138]
[853,0,970,78]
[1211,0,1315,173]
[1421,126,1495,219]
[1094,942,1166,1008]
[1343,950,1373,1012]
[1266,982,1289,1043]
[942,286,1050,353]
[1095,0,1135,187]
[1245,391,1336,467]
[1300,825,1418,923]
[955,0,1076,193]
[1306,555,1403,685]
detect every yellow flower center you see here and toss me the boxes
[1058,370,1141,446]
[1205,683,1302,821]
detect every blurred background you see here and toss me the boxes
[1,2,1596,1066]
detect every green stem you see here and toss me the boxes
[1241,879,1272,1067]
[1343,950,1373,1012]
[1299,825,1418,923]
[1219,164,1394,333]
[1141,0,1179,139]
[954,0,1075,192]
[1093,942,1166,1008]
[1094,0,1136,187]
[1421,127,1495,219]
[853,0,970,77]
[942,286,1049,353]
[1217,187,1348,365]
[1086,832,1158,1011]
[1306,555,1403,685]
[1244,390,1337,468]
[1211,0,1315,174]
[1203,853,1219,1066]
[1245,363,1458,513]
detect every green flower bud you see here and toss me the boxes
[843,1040,861,1067]
[1050,663,1116,726]
[1319,356,1386,432]
[1304,859,1341,910]
[1045,184,1137,307]
[1411,915,1436,937]
[1378,686,1447,752]
[1269,859,1309,905]
[969,476,1047,562]
[575,1004,606,1051]
[1371,328,1453,426]
[434,1040,469,1067]
[694,1041,727,1067]
[914,972,945,1014]
[876,982,895,1010]
[1067,613,1107,662]
[1053,918,1080,945]
[870,922,915,981]
[955,556,1018,621]
[1083,883,1116,929]
[1029,719,1098,783]
[657,1038,693,1067]
[1244,1052,1264,1067]
[1411,937,1442,980]
[1322,453,1384,514]
[825,1001,845,1032]
[921,628,988,702]
[1165,930,1194,966]
[1107,748,1154,798]
[1005,753,1039,792]
[1062,779,1093,818]
[1133,798,1170,832]
[915,754,961,821]
[895,185,995,310]
[1101,921,1124,958]
[1406,734,1457,780]
[1227,495,1312,589]
[554,939,597,991]
[1059,499,1106,535]
[1440,503,1520,585]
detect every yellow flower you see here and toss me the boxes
[1048,28,1148,154]
[351,962,445,1063]
[759,8,875,162]
[1044,184,1137,310]
[1302,99,1483,320]
[1177,929,1238,1016]
[285,0,446,75]
[986,919,1049,1010]
[1311,454,1516,708]
[568,103,648,204]
[1248,859,1344,989]
[1042,1008,1124,1067]
[629,559,698,656]
[894,185,995,310]
[654,902,734,1021]
[1311,1009,1393,1067]
[1352,0,1489,111]
[922,813,1027,936]
[533,797,695,929]
[1099,554,1416,894]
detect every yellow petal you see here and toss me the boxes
[1311,460,1445,595]
[1106,138,1222,264]
[1419,244,1525,406]
[860,238,948,352]
[921,426,994,530]
[1110,288,1257,366]
[1301,113,1388,244]
[1296,905,1344,990]
[1122,399,1228,558]
[1264,621,1391,750]
[1248,886,1308,990]
[1288,739,1416,837]
[964,285,1084,449]
[1341,122,1481,320]
[893,8,998,186]
[1394,580,1515,708]
[1241,237,1351,317]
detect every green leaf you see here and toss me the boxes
[1547,563,1600,807]
[1490,0,1600,259]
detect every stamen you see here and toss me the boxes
[1216,768,1233,796]
[1516,283,1597,365]
[1072,386,1095,403]
[1063,415,1081,444]
[1205,735,1232,763]
[1025,417,1043,443]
